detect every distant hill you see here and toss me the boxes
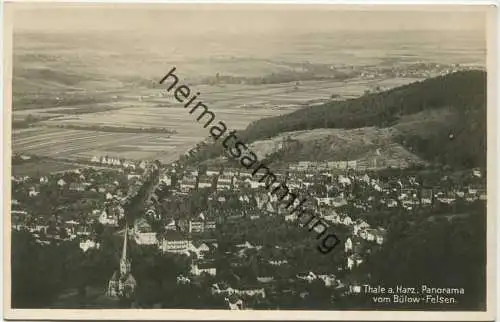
[246,127,426,168]
[191,70,486,169]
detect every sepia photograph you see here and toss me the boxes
[2,2,497,320]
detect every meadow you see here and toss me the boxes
[11,159,81,177]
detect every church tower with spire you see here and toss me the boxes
[119,228,131,276]
[107,225,137,299]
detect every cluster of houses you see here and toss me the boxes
[168,164,483,205]
[120,162,160,206]
[11,152,487,309]
[97,201,126,227]
[288,158,415,172]
[359,62,481,80]
[13,167,130,199]
[143,162,485,307]
[11,161,161,249]
[89,155,148,170]
[160,165,486,228]
[289,160,358,171]
[11,208,106,252]
[175,168,256,193]
[132,215,216,248]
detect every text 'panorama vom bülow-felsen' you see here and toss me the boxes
[159,67,341,254]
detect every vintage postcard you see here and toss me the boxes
[2,2,498,321]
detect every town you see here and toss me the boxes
[11,150,487,309]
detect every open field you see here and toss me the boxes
[11,159,82,177]
[12,127,183,163]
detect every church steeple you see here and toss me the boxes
[122,227,128,260]
[120,226,131,276]
[107,223,137,300]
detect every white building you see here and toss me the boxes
[235,288,266,298]
[322,212,341,224]
[189,242,211,259]
[216,175,233,190]
[198,180,212,189]
[318,274,336,287]
[134,232,158,245]
[99,210,118,227]
[347,254,364,270]
[188,220,216,233]
[206,170,219,177]
[296,272,317,283]
[342,216,353,226]
[79,239,100,252]
[159,236,191,254]
[190,262,216,276]
[180,176,197,192]
[345,237,353,252]
[28,187,39,197]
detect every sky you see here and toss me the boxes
[11,4,489,35]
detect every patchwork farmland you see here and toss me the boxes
[13,127,186,163]
[12,75,425,169]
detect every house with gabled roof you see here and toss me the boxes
[317,274,337,287]
[159,230,191,254]
[69,182,87,192]
[99,209,118,227]
[190,260,216,276]
[347,253,364,270]
[189,240,212,259]
[296,272,317,283]
[234,286,266,298]
[342,215,353,226]
[28,187,40,197]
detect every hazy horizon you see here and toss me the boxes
[12,4,488,35]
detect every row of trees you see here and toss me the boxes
[11,230,84,308]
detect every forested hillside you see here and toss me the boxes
[190,70,486,169]
[345,201,487,310]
